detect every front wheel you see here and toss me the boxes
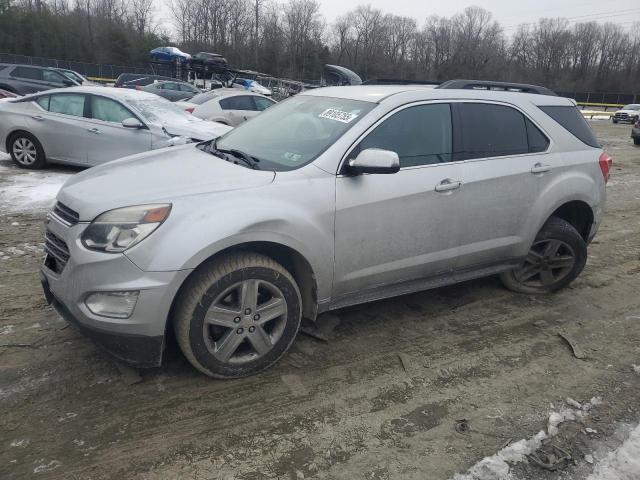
[633,137,640,146]
[173,253,302,378]
[9,132,46,169]
[500,217,587,294]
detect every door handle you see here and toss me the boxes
[87,127,100,134]
[31,115,44,121]
[434,179,462,192]
[530,163,551,174]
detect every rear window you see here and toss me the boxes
[539,105,600,148]
[188,93,217,105]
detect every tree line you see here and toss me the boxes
[1,0,639,92]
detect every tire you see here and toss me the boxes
[634,137,640,146]
[500,217,587,295]
[612,119,618,124]
[173,253,302,378]
[8,131,46,169]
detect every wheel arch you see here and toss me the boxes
[169,241,319,333]
[549,200,594,242]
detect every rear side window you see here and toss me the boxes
[189,93,216,105]
[36,96,50,110]
[456,103,529,160]
[11,66,43,81]
[49,94,85,117]
[538,105,600,148]
[526,119,550,153]
[220,95,256,111]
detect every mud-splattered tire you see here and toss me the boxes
[9,131,46,169]
[173,253,302,378]
[500,217,587,295]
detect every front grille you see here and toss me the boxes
[44,230,70,273]
[615,113,629,119]
[52,202,79,226]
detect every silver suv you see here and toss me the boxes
[40,81,611,378]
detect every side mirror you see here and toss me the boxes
[122,117,144,129]
[347,148,400,175]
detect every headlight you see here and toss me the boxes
[81,204,171,253]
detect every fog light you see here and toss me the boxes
[85,291,139,318]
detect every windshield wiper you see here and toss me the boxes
[217,147,261,170]
[203,139,260,170]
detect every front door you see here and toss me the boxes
[83,95,152,165]
[333,103,464,300]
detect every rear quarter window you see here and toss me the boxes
[538,105,600,148]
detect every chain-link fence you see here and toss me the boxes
[0,53,175,80]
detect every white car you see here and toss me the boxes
[0,86,232,168]
[177,89,276,126]
[612,104,640,124]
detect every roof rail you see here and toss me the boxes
[436,79,557,96]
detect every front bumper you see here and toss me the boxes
[41,215,192,367]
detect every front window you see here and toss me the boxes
[215,95,375,171]
[127,96,195,124]
[91,96,135,123]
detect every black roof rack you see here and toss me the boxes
[436,79,557,96]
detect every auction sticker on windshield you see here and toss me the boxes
[319,108,358,123]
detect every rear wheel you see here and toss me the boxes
[633,137,640,146]
[501,217,587,294]
[9,132,46,169]
[174,253,302,378]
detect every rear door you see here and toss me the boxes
[84,94,152,165]
[219,95,257,125]
[29,93,88,163]
[9,66,49,93]
[451,101,552,273]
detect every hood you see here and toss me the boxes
[57,144,275,220]
[162,119,232,141]
[616,109,640,115]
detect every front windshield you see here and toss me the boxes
[622,104,640,110]
[128,97,198,124]
[61,71,84,83]
[216,95,375,170]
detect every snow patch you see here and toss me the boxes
[586,423,640,480]
[0,170,72,213]
[452,398,601,480]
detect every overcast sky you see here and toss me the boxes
[157,0,640,39]
[318,0,640,27]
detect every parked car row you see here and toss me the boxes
[0,87,231,168]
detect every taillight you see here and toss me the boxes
[135,85,142,90]
[599,152,612,183]
[185,107,195,114]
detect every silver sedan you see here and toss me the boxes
[0,86,231,169]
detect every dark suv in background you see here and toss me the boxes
[0,64,77,94]
[188,52,228,73]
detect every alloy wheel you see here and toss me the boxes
[516,239,576,288]
[12,137,37,166]
[202,279,288,364]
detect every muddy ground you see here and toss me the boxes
[1,122,639,480]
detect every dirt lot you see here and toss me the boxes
[1,122,639,480]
